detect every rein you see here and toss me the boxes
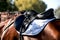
[1,19,14,40]
[4,20,14,31]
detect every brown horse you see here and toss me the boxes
[1,11,60,40]
[0,9,60,40]
[1,18,60,40]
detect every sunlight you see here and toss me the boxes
[43,0,60,10]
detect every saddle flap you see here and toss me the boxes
[14,15,25,31]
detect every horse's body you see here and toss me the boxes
[1,19,60,40]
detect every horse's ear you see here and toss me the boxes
[14,15,25,31]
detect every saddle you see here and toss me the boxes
[14,8,56,36]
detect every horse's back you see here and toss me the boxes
[23,19,60,40]
[42,19,60,40]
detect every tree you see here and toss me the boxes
[0,0,18,11]
[55,7,60,19]
[0,1,8,11]
[7,0,18,11]
[14,0,47,13]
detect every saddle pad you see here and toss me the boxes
[22,18,55,36]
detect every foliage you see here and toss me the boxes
[0,0,47,12]
[0,0,18,11]
[6,0,18,11]
[14,0,47,13]
[0,1,8,11]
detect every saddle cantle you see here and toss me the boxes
[36,8,55,19]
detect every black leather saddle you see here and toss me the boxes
[14,8,55,32]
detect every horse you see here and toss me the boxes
[1,19,60,40]
[1,9,60,40]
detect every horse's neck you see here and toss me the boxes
[3,19,14,31]
[0,20,10,39]
[1,19,15,40]
[0,20,9,33]
[0,20,8,28]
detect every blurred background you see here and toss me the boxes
[0,0,60,40]
[0,0,60,23]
